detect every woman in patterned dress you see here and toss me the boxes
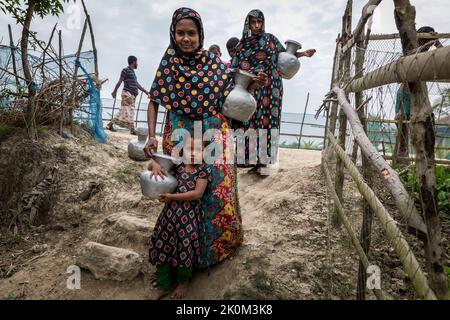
[232,9,316,173]
[144,8,266,283]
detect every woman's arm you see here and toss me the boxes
[143,101,159,157]
[160,178,208,203]
[248,71,268,93]
[296,49,317,58]
[137,83,150,97]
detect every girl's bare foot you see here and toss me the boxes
[151,287,170,300]
[170,283,189,299]
[149,270,158,288]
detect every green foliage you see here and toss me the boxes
[80,154,91,163]
[279,139,323,150]
[0,122,16,137]
[0,0,71,21]
[397,165,450,214]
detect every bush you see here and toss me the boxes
[397,165,450,214]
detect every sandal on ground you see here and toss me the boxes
[106,122,117,132]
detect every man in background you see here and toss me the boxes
[208,44,222,57]
[106,56,149,135]
[225,37,240,67]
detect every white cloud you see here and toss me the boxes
[0,0,448,114]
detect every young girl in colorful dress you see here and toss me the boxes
[148,137,211,299]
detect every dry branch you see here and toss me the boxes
[332,85,427,236]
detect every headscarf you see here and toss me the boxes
[232,9,285,74]
[150,7,233,120]
[242,9,265,40]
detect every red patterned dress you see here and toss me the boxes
[149,164,212,268]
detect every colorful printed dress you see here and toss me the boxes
[232,9,286,162]
[149,8,243,269]
[149,164,211,268]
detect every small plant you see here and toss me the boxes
[114,163,141,183]
[81,154,91,163]
[36,125,47,135]
[0,122,16,137]
[397,165,450,214]
[300,140,323,150]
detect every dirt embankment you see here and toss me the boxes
[2,127,438,300]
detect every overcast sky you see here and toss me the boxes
[1,0,448,114]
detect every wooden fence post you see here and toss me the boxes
[393,0,448,299]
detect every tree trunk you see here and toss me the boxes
[393,0,448,299]
[21,0,37,140]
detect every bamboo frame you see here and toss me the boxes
[326,132,437,300]
[322,161,386,300]
[333,85,427,236]
[369,32,450,41]
[348,46,450,93]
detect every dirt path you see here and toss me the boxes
[0,131,332,300]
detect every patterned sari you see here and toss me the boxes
[232,9,286,162]
[150,7,243,268]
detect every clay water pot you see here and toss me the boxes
[128,127,150,161]
[140,153,181,199]
[222,69,257,122]
[278,40,302,80]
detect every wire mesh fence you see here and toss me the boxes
[322,1,449,300]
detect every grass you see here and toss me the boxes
[396,165,450,214]
[114,163,141,183]
[81,154,92,163]
[0,122,16,137]
[280,139,323,150]
[36,125,47,135]
[54,143,69,153]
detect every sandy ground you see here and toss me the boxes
[0,130,331,300]
[0,129,391,300]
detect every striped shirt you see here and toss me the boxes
[121,67,139,96]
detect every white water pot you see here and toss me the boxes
[140,153,180,199]
[222,69,257,122]
[278,40,302,80]
[128,127,150,161]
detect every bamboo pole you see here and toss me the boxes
[39,23,57,84]
[58,30,65,136]
[333,0,353,227]
[7,24,21,90]
[322,161,386,300]
[369,32,450,41]
[327,131,437,300]
[323,38,340,151]
[333,85,427,236]
[353,31,374,300]
[69,19,88,128]
[383,155,450,165]
[297,92,310,149]
[341,0,382,54]
[367,118,450,127]
[394,0,448,299]
[81,0,99,78]
[348,46,450,93]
